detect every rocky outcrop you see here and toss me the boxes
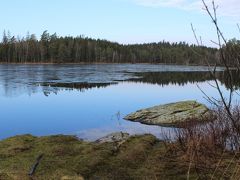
[124,101,210,127]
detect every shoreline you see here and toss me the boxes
[0,62,220,67]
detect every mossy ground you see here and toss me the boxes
[0,134,238,180]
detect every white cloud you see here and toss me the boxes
[133,0,240,19]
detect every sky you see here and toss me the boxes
[0,0,239,46]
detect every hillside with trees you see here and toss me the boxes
[0,30,219,64]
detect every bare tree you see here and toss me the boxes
[194,1,239,114]
[191,0,240,149]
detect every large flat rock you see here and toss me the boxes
[124,101,209,127]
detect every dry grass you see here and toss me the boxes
[172,105,240,179]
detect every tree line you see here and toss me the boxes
[0,30,219,64]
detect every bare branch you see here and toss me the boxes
[191,23,200,46]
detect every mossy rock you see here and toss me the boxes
[124,100,210,127]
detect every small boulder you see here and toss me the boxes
[124,101,210,127]
[61,176,84,180]
[95,132,130,144]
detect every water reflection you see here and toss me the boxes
[127,71,214,86]
[0,64,238,97]
[0,64,239,140]
[37,82,117,96]
[126,71,240,89]
[77,122,175,141]
[0,64,134,97]
[217,70,240,90]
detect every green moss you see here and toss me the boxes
[0,134,237,179]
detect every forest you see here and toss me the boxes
[0,30,220,65]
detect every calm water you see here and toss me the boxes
[0,64,234,140]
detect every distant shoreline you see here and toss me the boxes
[0,62,215,66]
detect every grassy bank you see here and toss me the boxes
[0,133,238,180]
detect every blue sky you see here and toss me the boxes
[0,0,239,46]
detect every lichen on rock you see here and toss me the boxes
[124,100,210,127]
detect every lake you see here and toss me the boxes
[0,64,235,140]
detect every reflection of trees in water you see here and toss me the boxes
[0,81,116,97]
[127,72,214,86]
[127,71,240,89]
[0,65,117,97]
[0,65,61,97]
[0,65,239,97]
[217,70,240,90]
[0,65,127,97]
[0,66,38,97]
[40,82,117,96]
